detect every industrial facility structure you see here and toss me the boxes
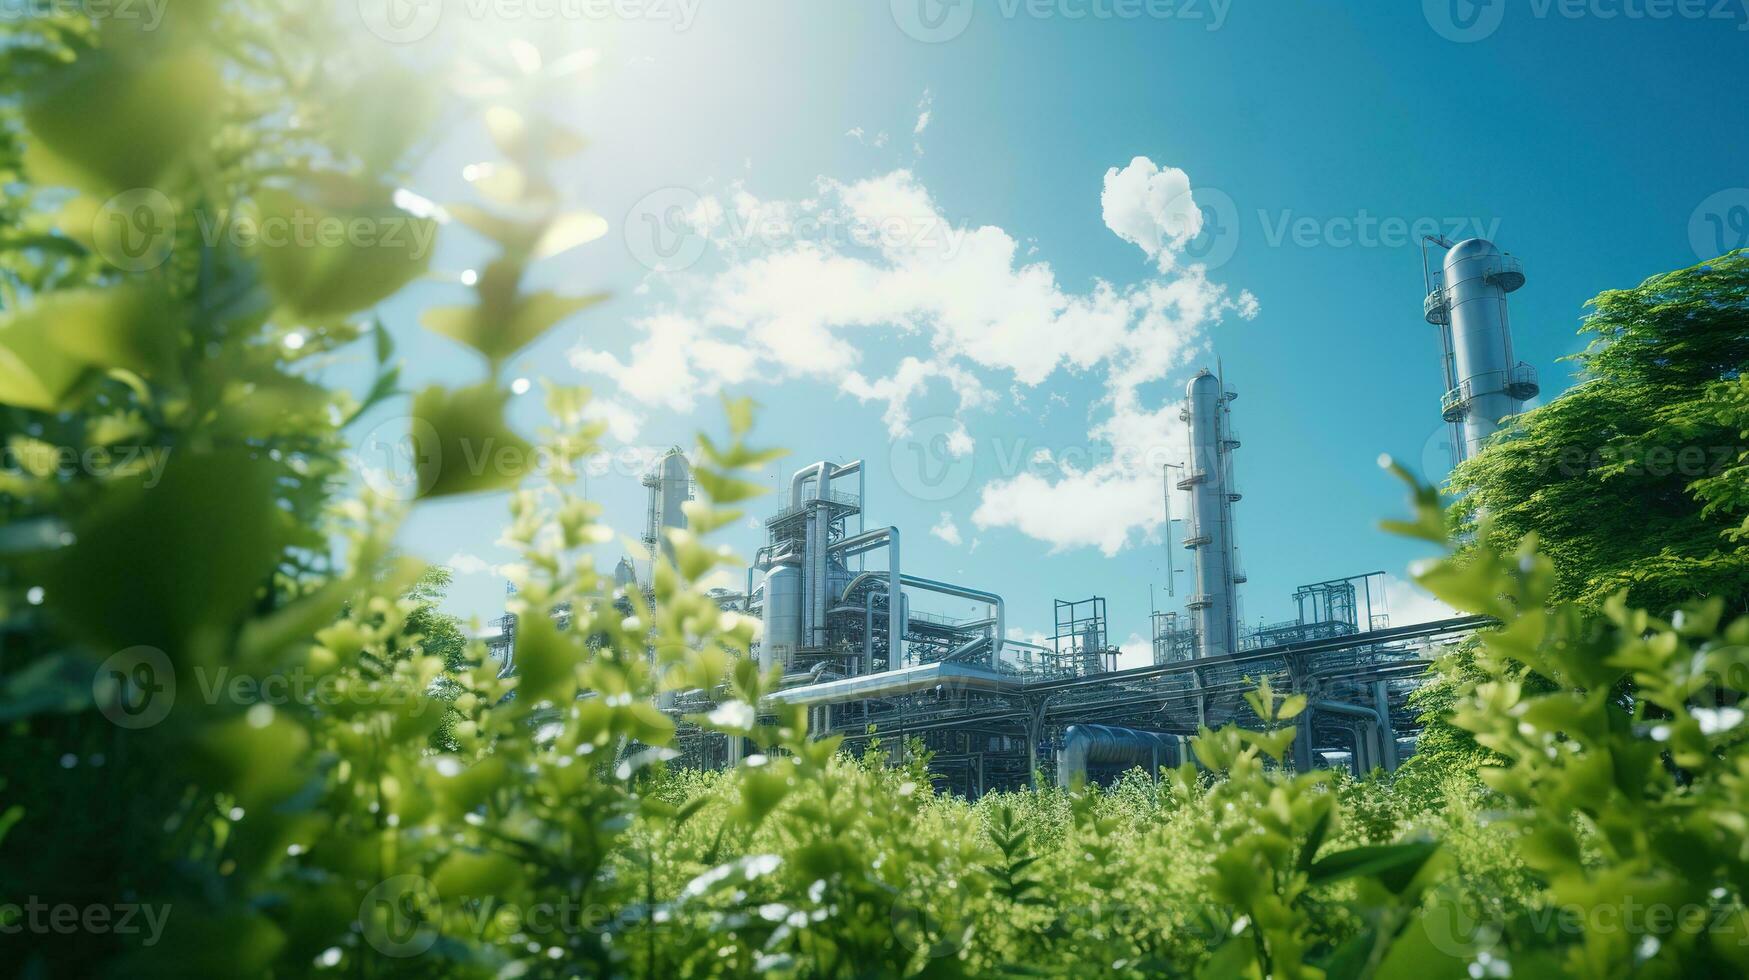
[487,239,1532,795]
[1423,236,1539,465]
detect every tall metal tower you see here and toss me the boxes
[642,447,694,564]
[1179,369,1244,659]
[1422,237,1539,464]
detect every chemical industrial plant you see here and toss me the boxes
[488,237,1535,795]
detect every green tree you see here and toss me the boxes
[1402,250,1749,793]
[1450,249,1749,614]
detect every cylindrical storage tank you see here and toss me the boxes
[1441,239,1535,461]
[759,565,803,671]
[1056,725,1183,788]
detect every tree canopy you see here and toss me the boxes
[1451,249,1749,614]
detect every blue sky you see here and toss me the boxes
[348,1,1749,664]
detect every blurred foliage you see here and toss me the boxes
[1,5,1746,980]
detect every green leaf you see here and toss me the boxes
[256,186,436,319]
[44,285,182,383]
[24,45,219,193]
[408,383,536,499]
[32,449,285,655]
[0,300,88,410]
[1297,803,1334,873]
[421,290,607,365]
[509,605,576,705]
[431,849,525,899]
[1307,840,1440,894]
[0,654,95,722]
[694,466,768,505]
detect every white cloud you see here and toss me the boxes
[973,468,1163,557]
[841,356,993,437]
[930,511,963,546]
[581,396,642,442]
[1117,631,1153,670]
[574,158,1259,556]
[1381,574,1458,626]
[846,127,888,148]
[913,89,933,155]
[446,552,508,577]
[1102,156,1202,271]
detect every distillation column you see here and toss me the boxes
[1179,369,1242,659]
[1423,238,1539,464]
[642,447,693,562]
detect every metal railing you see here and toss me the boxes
[1423,286,1450,325]
[1485,254,1525,291]
[1506,361,1539,400]
[764,490,861,525]
[1440,381,1470,421]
